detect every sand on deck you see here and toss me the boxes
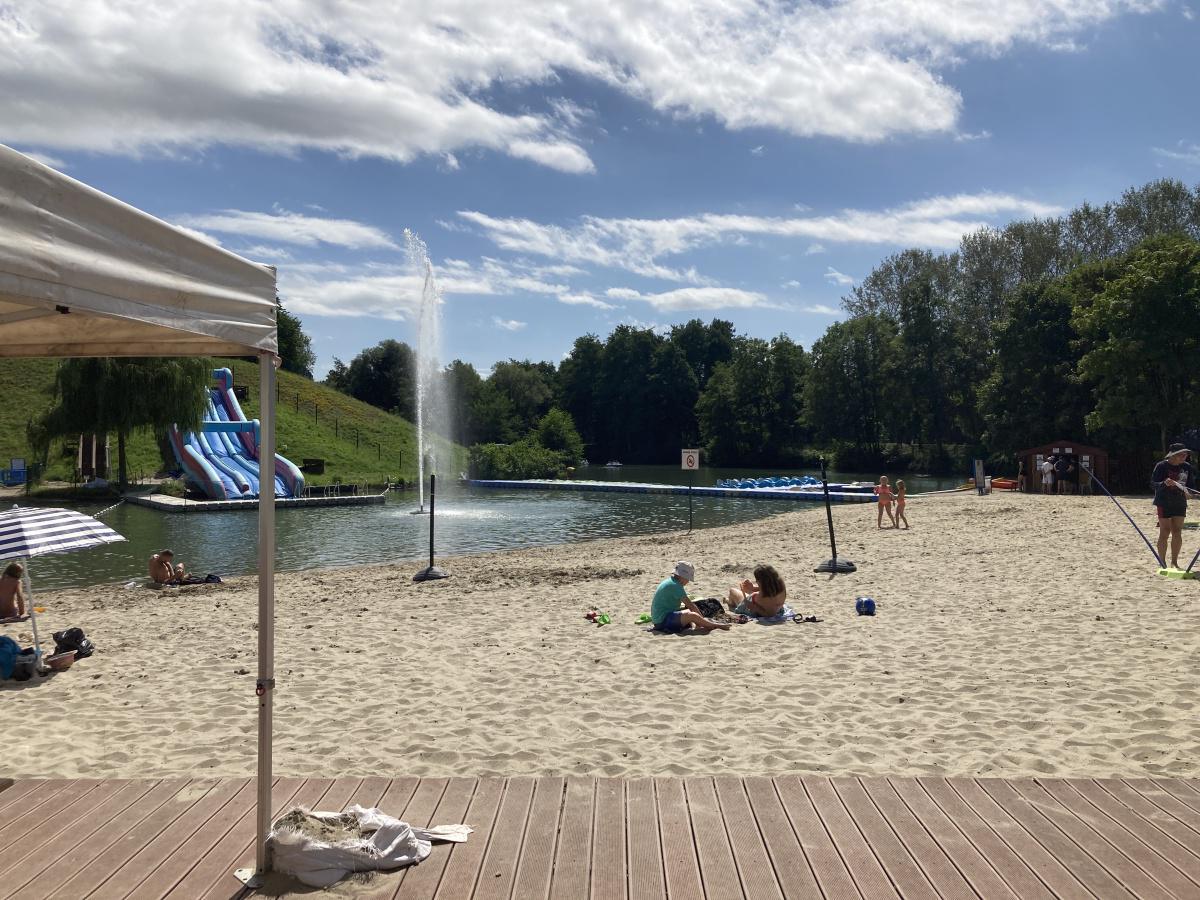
[5,491,1198,782]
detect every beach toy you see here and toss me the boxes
[596,613,611,625]
[635,613,652,624]
[855,596,876,616]
[1157,568,1195,579]
[584,610,598,621]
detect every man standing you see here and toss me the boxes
[1054,454,1070,494]
[1152,443,1194,569]
[1041,456,1055,495]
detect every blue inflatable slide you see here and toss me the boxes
[168,368,304,500]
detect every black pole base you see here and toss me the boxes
[814,558,857,574]
[413,565,450,583]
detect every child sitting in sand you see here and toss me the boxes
[651,562,731,634]
[726,564,788,618]
[148,549,186,585]
[875,476,896,528]
[894,480,909,529]
[0,562,26,619]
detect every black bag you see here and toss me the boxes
[52,627,95,659]
[694,597,726,619]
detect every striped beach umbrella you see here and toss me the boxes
[0,506,126,560]
[0,506,125,673]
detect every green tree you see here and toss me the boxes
[32,358,211,489]
[1073,236,1200,451]
[276,298,316,378]
[557,335,604,455]
[805,316,898,449]
[334,340,416,417]
[535,408,584,463]
[489,360,557,433]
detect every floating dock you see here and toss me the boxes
[467,479,876,502]
[128,491,387,512]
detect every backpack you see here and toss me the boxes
[52,627,95,659]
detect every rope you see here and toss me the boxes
[1084,468,1163,568]
[93,499,125,519]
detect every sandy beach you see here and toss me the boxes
[5,490,1198,783]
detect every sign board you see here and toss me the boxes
[681,449,700,470]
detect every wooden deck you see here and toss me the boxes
[1,776,1198,898]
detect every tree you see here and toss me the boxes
[557,335,604,454]
[489,360,557,433]
[333,340,416,417]
[1073,236,1200,451]
[805,316,898,449]
[535,408,584,463]
[32,358,211,489]
[276,298,316,378]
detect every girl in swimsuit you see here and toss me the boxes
[894,479,909,529]
[0,562,26,619]
[875,476,896,528]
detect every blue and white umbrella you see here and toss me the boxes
[0,506,125,672]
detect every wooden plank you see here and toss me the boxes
[190,777,348,900]
[591,779,627,900]
[945,778,1093,900]
[654,777,704,900]
[510,776,564,900]
[1151,779,1200,815]
[832,778,939,900]
[976,779,1136,900]
[1124,779,1200,833]
[548,777,596,900]
[772,776,860,899]
[685,777,745,900]
[323,777,425,900]
[0,779,125,870]
[0,779,69,816]
[891,778,1030,900]
[1007,779,1168,899]
[432,777,505,900]
[87,778,255,900]
[798,775,898,899]
[624,778,665,900]
[472,777,535,900]
[739,777,824,900]
[858,778,977,900]
[712,776,783,900]
[395,777,477,900]
[1041,779,1198,899]
[1089,779,1200,884]
[5,777,171,897]
[0,779,102,848]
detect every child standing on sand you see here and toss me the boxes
[0,562,26,619]
[875,476,896,528]
[894,480,909,529]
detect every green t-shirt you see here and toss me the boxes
[651,576,688,624]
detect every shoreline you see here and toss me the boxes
[7,491,1197,782]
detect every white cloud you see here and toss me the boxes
[559,292,616,309]
[954,129,993,142]
[173,225,222,247]
[802,303,841,315]
[459,192,1061,281]
[492,316,526,331]
[605,286,776,312]
[0,0,1161,171]
[175,208,397,249]
[1153,141,1200,165]
[750,145,765,156]
[240,244,294,261]
[783,279,802,289]
[824,267,856,287]
[804,243,826,255]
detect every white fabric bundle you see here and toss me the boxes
[268,805,471,888]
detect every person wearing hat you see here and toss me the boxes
[650,561,731,634]
[1151,443,1194,569]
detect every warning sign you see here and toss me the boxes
[681,449,700,470]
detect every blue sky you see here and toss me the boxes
[3,1,1199,377]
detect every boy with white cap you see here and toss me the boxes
[651,561,731,634]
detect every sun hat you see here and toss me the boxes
[673,561,695,581]
[1165,442,1192,459]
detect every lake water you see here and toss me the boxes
[26,465,961,591]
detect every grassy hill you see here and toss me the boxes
[0,357,464,487]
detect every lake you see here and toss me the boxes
[26,465,961,591]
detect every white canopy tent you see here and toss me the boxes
[0,143,280,879]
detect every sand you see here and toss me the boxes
[5,490,1198,782]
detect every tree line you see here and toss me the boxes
[319,178,1200,477]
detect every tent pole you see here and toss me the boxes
[254,353,277,876]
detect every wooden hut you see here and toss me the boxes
[1017,440,1109,493]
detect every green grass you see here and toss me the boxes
[0,357,464,487]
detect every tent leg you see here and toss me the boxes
[254,353,277,876]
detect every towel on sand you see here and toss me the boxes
[733,601,796,624]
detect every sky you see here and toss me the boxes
[3,0,1199,378]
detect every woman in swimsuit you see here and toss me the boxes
[875,476,896,528]
[726,564,787,618]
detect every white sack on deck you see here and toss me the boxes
[268,805,472,888]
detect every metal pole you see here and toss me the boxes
[688,470,693,533]
[413,473,450,581]
[254,354,277,877]
[814,456,856,574]
[1085,467,1163,567]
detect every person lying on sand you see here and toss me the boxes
[149,549,186,585]
[651,562,731,634]
[726,564,787,618]
[0,562,26,619]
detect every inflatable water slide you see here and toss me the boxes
[168,368,305,500]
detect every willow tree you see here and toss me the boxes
[32,357,212,490]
